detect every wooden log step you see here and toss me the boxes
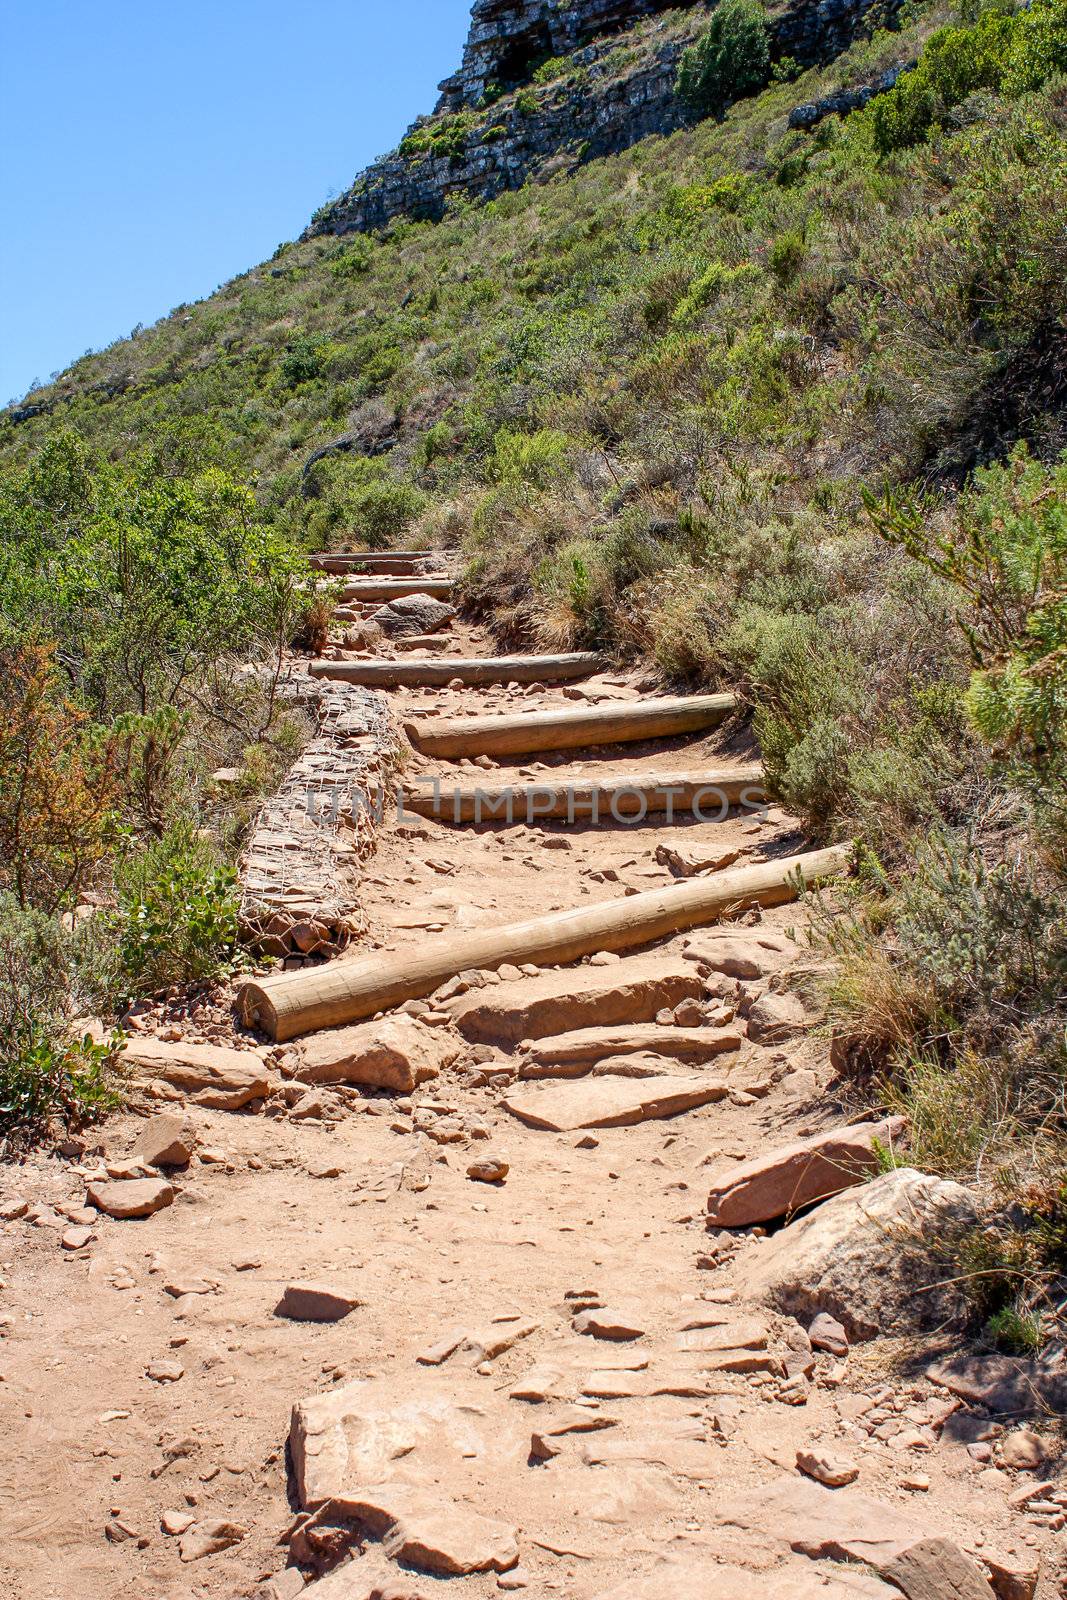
[406,693,737,759]
[237,845,849,1041]
[339,579,454,602]
[401,767,765,824]
[309,653,603,689]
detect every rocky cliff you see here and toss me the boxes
[307,0,902,236]
[308,0,901,239]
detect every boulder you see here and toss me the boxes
[705,1118,905,1227]
[797,1448,861,1488]
[982,1550,1041,1600]
[449,956,704,1046]
[809,1312,849,1357]
[518,1022,742,1078]
[296,1016,461,1092]
[132,1113,196,1168]
[573,1307,646,1341]
[333,1483,518,1576]
[371,593,456,638]
[178,1519,247,1562]
[747,989,807,1041]
[998,1428,1046,1470]
[467,1154,509,1184]
[746,1168,976,1340]
[502,1072,729,1132]
[86,1178,175,1220]
[122,1037,269,1110]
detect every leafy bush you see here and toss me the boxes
[490,428,572,487]
[99,827,243,1003]
[0,895,116,1146]
[869,448,1067,833]
[676,0,771,118]
[871,0,1067,153]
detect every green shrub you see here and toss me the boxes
[281,335,327,386]
[532,53,576,85]
[676,0,771,118]
[0,895,117,1146]
[490,427,572,488]
[102,826,243,1002]
[868,448,1067,830]
[871,0,1067,153]
[330,241,372,279]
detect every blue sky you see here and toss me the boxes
[0,0,473,403]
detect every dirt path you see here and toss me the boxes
[0,561,1059,1600]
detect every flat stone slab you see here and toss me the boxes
[705,1117,905,1227]
[882,1537,993,1600]
[301,1480,517,1577]
[502,1073,729,1131]
[450,956,704,1046]
[122,1037,270,1109]
[519,1023,742,1078]
[86,1178,175,1220]
[290,1377,528,1512]
[928,1352,1067,1416]
[716,1475,930,1570]
[276,1283,361,1323]
[592,1556,896,1599]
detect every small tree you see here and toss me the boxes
[676,0,771,119]
[0,638,118,912]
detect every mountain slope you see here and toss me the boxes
[2,0,1067,1331]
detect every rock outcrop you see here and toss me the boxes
[307,0,904,240]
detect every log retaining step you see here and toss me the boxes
[401,768,765,823]
[310,653,603,689]
[406,693,737,758]
[237,845,850,1041]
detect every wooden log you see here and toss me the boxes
[406,693,737,759]
[237,845,849,1041]
[401,767,765,823]
[339,579,454,602]
[309,653,603,689]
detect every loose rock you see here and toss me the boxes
[275,1283,361,1323]
[86,1178,175,1221]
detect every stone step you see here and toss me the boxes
[339,578,454,602]
[518,1022,743,1077]
[401,767,765,824]
[405,693,737,758]
[501,1072,731,1131]
[310,652,603,689]
[311,551,443,576]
